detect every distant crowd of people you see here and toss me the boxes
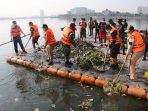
[10,17,148,80]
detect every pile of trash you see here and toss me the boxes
[54,39,111,71]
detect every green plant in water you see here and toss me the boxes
[79,58,92,69]
[78,99,93,110]
[103,80,122,94]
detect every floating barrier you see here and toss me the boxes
[6,56,148,100]
[127,87,147,99]
[57,70,69,78]
[95,79,108,88]
[69,73,81,81]
[47,67,57,75]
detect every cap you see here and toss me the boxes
[108,19,113,23]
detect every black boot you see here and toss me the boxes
[112,64,119,70]
[110,64,115,68]
[142,58,146,61]
[48,61,53,65]
[23,50,27,54]
[65,61,73,66]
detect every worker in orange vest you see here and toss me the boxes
[28,22,40,49]
[10,21,27,55]
[79,18,87,41]
[125,26,145,80]
[88,17,94,36]
[61,23,76,66]
[106,24,120,70]
[42,24,56,65]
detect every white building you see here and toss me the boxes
[137,6,148,15]
[67,7,95,15]
[101,9,112,16]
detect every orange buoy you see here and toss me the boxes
[88,76,96,85]
[6,56,12,62]
[23,60,31,68]
[16,59,24,65]
[69,73,81,81]
[57,70,69,78]
[40,66,48,72]
[95,79,108,88]
[47,67,58,75]
[81,75,89,83]
[127,87,147,99]
[81,75,96,85]
[11,57,18,63]
[121,85,129,93]
[30,63,39,69]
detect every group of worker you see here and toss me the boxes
[106,19,147,80]
[10,17,148,80]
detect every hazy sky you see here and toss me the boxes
[0,0,148,17]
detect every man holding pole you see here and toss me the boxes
[125,26,145,80]
[28,22,40,49]
[10,21,27,55]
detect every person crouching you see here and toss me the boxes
[106,24,120,70]
[61,23,76,66]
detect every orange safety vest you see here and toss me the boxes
[11,26,21,37]
[79,22,86,29]
[129,31,145,53]
[44,28,56,45]
[61,27,74,46]
[108,27,120,45]
[32,25,40,38]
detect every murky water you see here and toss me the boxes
[0,18,148,111]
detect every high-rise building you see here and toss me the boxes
[137,6,148,15]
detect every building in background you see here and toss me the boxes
[67,7,95,15]
[137,6,148,15]
[101,9,112,15]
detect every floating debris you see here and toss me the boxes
[78,99,93,110]
[14,98,19,102]
[16,79,28,93]
[55,39,110,71]
[34,108,39,111]
[103,80,122,95]
[51,104,56,108]
[144,71,148,81]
